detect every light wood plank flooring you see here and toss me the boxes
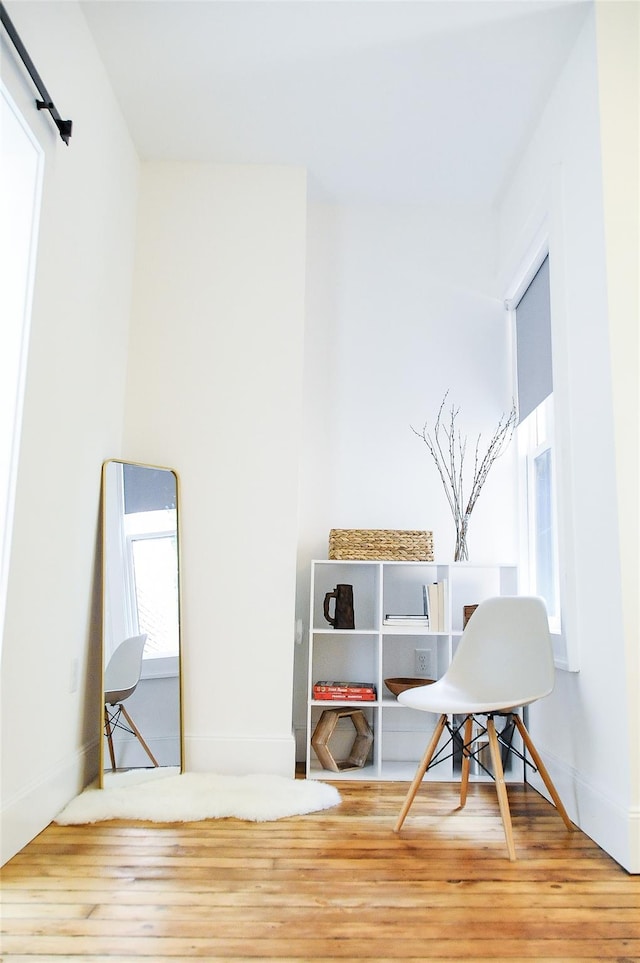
[1,780,639,961]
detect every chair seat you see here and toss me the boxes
[397,677,542,716]
[104,684,137,705]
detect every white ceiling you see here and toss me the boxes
[80,0,590,206]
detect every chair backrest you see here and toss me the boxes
[446,596,554,709]
[104,634,147,705]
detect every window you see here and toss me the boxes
[513,254,561,634]
[518,396,561,632]
[0,84,43,652]
[534,448,555,611]
[124,509,179,659]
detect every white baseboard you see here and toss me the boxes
[527,746,639,874]
[185,733,296,777]
[1,742,98,866]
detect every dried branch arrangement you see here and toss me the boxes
[412,392,517,561]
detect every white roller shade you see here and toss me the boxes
[515,256,552,423]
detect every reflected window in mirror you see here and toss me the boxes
[122,464,179,663]
[104,463,178,664]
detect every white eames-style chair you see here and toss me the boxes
[104,634,158,772]
[394,596,574,860]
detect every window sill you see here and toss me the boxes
[141,655,179,680]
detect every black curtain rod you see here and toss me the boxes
[0,1,72,144]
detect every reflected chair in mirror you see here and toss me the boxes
[393,596,574,860]
[104,634,159,772]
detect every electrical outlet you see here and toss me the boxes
[415,648,433,678]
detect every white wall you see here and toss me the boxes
[124,162,307,775]
[0,2,139,863]
[595,0,640,872]
[294,202,518,753]
[497,7,638,872]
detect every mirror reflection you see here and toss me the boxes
[101,459,183,786]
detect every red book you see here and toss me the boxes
[314,691,376,701]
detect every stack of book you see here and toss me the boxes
[313,681,376,701]
[382,614,430,627]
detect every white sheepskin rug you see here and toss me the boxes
[54,770,341,825]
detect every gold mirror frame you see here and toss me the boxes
[100,459,184,787]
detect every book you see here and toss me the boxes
[427,582,440,631]
[438,579,448,631]
[384,614,430,621]
[426,580,449,631]
[383,616,429,627]
[314,681,375,693]
[422,583,431,619]
[313,691,376,701]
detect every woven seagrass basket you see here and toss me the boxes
[328,529,434,562]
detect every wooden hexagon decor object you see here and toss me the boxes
[311,707,373,772]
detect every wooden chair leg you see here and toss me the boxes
[513,714,574,831]
[119,704,159,768]
[104,706,116,772]
[459,715,474,808]
[487,716,516,861]
[394,713,447,832]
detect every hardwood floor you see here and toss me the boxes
[1,780,639,961]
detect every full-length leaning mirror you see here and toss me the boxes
[100,459,184,787]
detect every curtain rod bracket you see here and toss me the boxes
[1,2,73,145]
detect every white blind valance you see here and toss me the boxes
[515,255,552,423]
